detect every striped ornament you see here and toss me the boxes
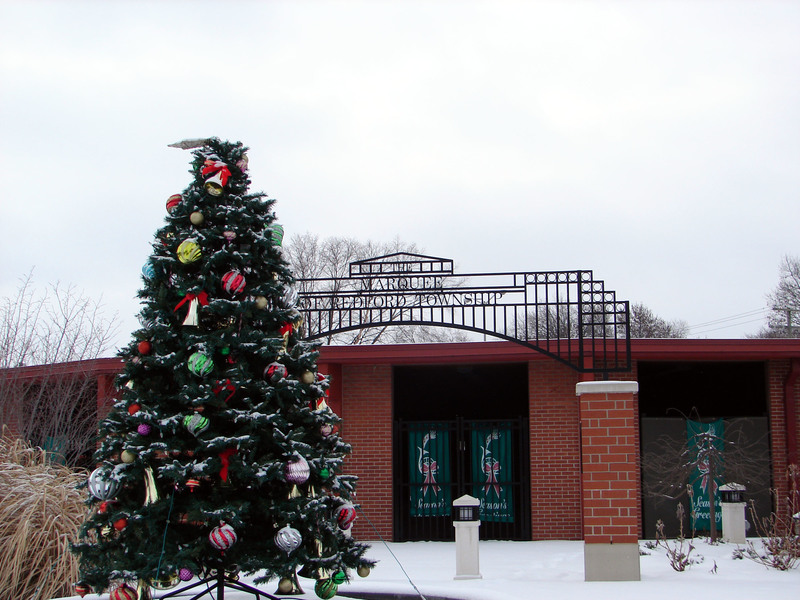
[187,352,214,376]
[285,455,310,484]
[209,522,237,551]
[314,578,338,600]
[274,525,302,554]
[166,193,182,214]
[183,413,210,436]
[109,584,137,600]
[177,239,202,264]
[88,467,121,501]
[221,270,246,295]
[142,262,155,280]
[268,224,284,246]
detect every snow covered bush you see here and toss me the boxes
[0,429,87,599]
[655,503,703,571]
[744,466,800,571]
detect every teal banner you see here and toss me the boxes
[409,426,452,517]
[686,419,724,531]
[471,427,514,522]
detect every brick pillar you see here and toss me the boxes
[342,364,393,540]
[576,380,640,581]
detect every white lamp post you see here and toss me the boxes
[452,494,482,580]
[720,483,747,544]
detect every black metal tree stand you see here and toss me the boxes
[155,570,282,600]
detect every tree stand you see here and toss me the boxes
[155,570,280,600]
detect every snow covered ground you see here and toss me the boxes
[57,538,799,600]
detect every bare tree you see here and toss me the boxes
[0,270,119,467]
[284,234,468,345]
[630,303,688,338]
[750,255,800,338]
[642,417,771,541]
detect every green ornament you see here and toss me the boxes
[183,413,210,436]
[314,578,337,600]
[319,468,330,480]
[268,223,284,246]
[188,351,214,376]
[331,571,346,585]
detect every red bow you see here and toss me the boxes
[213,378,236,402]
[202,160,232,186]
[482,459,502,498]
[174,291,209,313]
[421,460,441,496]
[219,448,237,481]
[279,322,293,336]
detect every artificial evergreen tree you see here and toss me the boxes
[73,138,373,599]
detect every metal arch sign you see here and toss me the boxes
[295,252,631,373]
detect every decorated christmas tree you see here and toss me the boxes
[72,138,373,600]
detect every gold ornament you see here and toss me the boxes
[120,450,136,464]
[150,573,179,590]
[190,211,204,226]
[275,574,303,595]
[357,565,371,578]
[137,579,153,600]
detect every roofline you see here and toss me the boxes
[2,339,800,378]
[318,338,800,365]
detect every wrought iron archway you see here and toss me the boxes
[295,253,631,374]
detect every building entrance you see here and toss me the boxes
[393,364,530,541]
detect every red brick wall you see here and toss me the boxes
[579,387,640,544]
[767,359,800,511]
[340,364,393,540]
[528,360,583,540]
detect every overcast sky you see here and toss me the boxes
[2,0,798,350]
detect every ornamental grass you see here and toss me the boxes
[0,429,88,599]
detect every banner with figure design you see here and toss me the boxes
[409,426,452,517]
[686,419,724,532]
[471,426,514,522]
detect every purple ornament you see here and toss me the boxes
[285,455,310,484]
[178,568,193,581]
[137,423,152,436]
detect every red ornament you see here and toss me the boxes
[209,522,237,551]
[127,404,140,416]
[221,270,246,295]
[113,517,128,531]
[137,340,152,355]
[336,503,357,530]
[186,478,200,492]
[110,584,137,600]
[166,194,182,214]
[265,362,287,382]
[74,583,92,598]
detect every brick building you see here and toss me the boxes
[3,338,798,548]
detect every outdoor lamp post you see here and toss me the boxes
[720,483,747,544]
[452,494,482,580]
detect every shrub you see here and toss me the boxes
[0,429,87,599]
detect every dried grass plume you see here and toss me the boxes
[0,428,88,599]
